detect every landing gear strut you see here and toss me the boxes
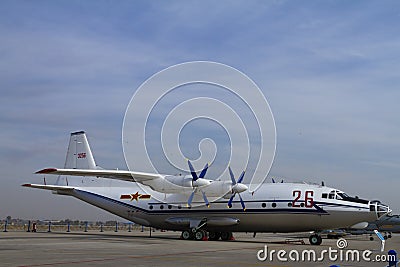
[309,234,322,245]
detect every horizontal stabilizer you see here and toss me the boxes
[22,183,75,191]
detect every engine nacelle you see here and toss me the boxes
[164,175,194,188]
[144,175,247,197]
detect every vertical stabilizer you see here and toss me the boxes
[64,131,97,169]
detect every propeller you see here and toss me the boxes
[187,160,210,207]
[187,160,208,181]
[227,167,248,211]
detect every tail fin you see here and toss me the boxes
[64,131,97,169]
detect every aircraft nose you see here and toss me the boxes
[370,200,391,219]
[381,204,392,217]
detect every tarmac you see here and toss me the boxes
[0,230,398,267]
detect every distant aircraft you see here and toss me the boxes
[346,214,400,240]
[23,131,391,244]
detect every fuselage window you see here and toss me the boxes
[322,193,328,199]
[149,205,153,210]
[261,203,266,208]
[272,203,277,208]
[160,205,164,210]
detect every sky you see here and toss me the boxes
[0,0,399,221]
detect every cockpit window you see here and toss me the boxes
[370,205,375,212]
[337,192,369,204]
[327,190,344,200]
[322,190,369,204]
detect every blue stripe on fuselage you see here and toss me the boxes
[74,189,333,215]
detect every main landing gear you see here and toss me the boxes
[181,229,234,241]
[181,229,208,241]
[309,234,323,245]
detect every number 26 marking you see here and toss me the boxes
[292,190,314,208]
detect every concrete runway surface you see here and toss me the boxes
[0,231,398,267]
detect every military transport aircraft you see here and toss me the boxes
[23,131,391,245]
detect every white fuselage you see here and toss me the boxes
[55,182,385,233]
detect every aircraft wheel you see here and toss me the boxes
[208,231,221,241]
[384,235,388,240]
[309,234,322,245]
[388,233,392,238]
[181,230,192,240]
[369,236,374,241]
[220,231,233,241]
[194,230,206,241]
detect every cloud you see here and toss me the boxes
[0,1,399,220]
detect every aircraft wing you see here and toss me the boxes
[22,183,75,191]
[35,168,162,182]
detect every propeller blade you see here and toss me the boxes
[187,190,195,207]
[187,160,198,181]
[281,179,284,183]
[227,167,247,210]
[272,178,275,183]
[201,191,210,207]
[198,163,209,178]
[237,171,245,183]
[238,194,246,211]
[228,166,236,185]
[227,194,235,208]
